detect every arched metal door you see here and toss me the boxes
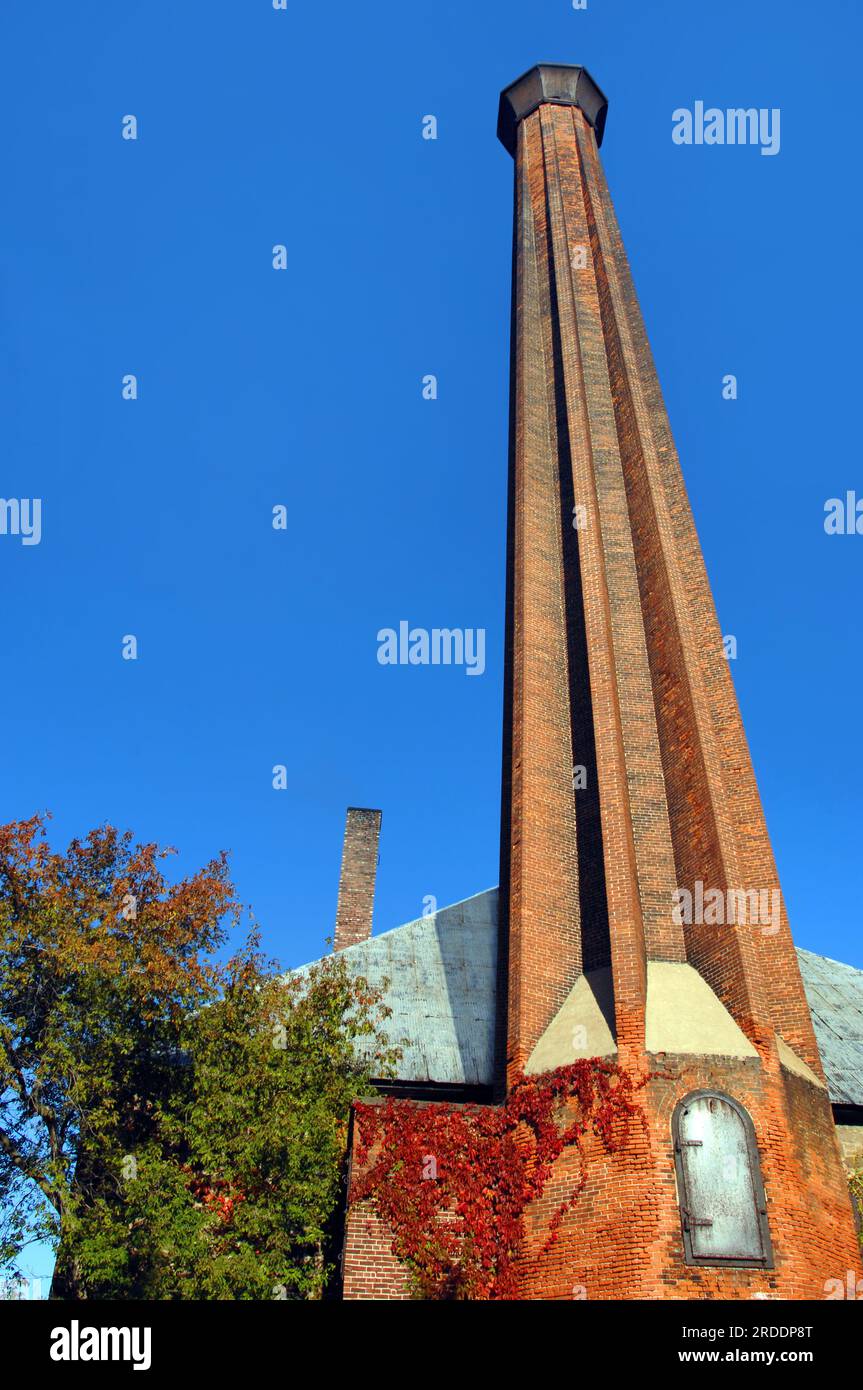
[673,1092,773,1267]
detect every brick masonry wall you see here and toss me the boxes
[515,1057,861,1300]
[333,808,381,952]
[342,1059,861,1300]
[342,1200,410,1301]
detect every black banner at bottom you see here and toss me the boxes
[3,1294,858,1377]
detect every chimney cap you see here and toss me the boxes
[497,64,608,156]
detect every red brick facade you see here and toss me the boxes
[341,68,861,1299]
[342,1204,411,1301]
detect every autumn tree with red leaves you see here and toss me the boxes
[0,814,398,1299]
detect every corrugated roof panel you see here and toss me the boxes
[798,947,863,1105]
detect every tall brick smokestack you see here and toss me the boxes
[494,62,860,1297]
[333,808,382,952]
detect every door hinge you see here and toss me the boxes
[683,1210,713,1230]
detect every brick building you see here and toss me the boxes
[301,65,863,1299]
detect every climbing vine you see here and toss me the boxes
[849,1165,863,1250]
[351,1059,649,1300]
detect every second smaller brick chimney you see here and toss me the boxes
[333,807,382,952]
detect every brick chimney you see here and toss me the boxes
[333,807,381,951]
[491,61,860,1297]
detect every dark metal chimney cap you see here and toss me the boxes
[497,64,608,156]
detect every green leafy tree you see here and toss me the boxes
[0,814,398,1299]
[110,939,399,1299]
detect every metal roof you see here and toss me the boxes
[297,889,499,1088]
[797,947,863,1106]
[296,888,863,1108]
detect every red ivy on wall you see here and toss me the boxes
[351,1060,648,1299]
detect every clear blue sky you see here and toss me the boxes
[1,0,860,1004]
